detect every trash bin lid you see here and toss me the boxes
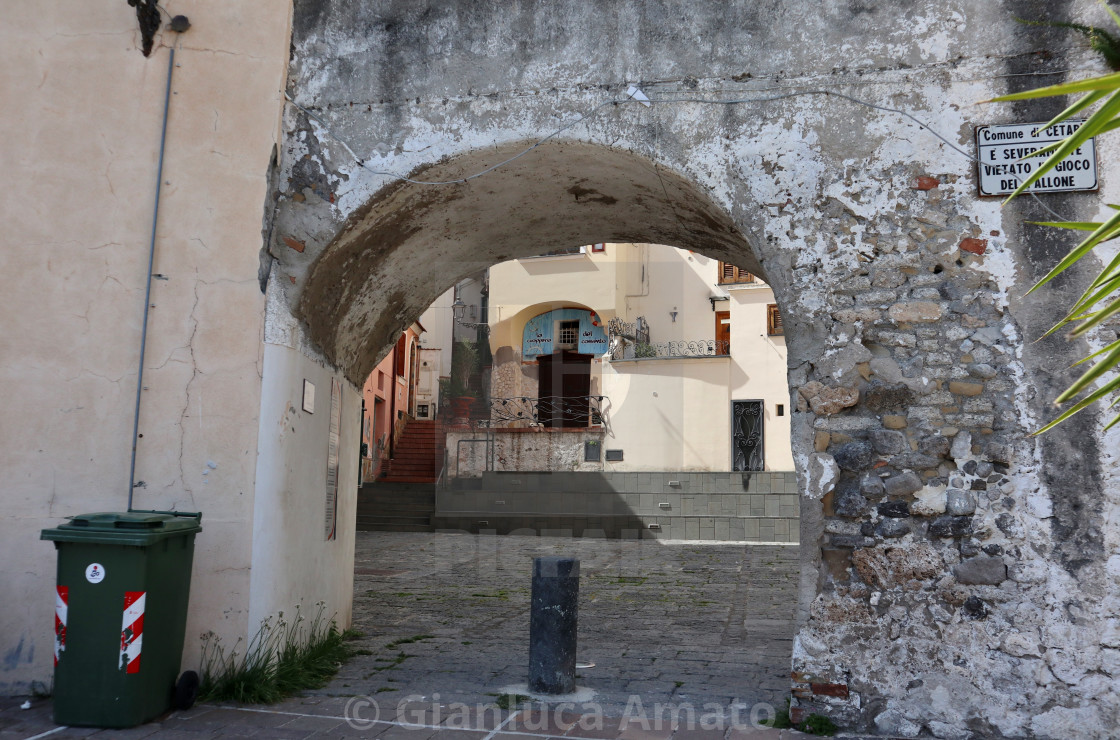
[41,510,202,546]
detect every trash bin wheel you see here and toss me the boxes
[174,670,200,710]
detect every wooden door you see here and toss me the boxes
[537,351,592,427]
[715,311,731,355]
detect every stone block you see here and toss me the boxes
[954,556,1006,585]
[834,485,869,518]
[911,486,947,516]
[805,452,839,499]
[878,500,910,518]
[929,514,973,538]
[949,380,984,396]
[950,430,972,461]
[865,382,915,412]
[765,496,780,517]
[883,414,908,429]
[876,518,911,538]
[888,301,944,323]
[877,331,918,347]
[814,342,873,381]
[833,441,874,471]
[870,429,907,455]
[946,489,976,516]
[830,533,875,548]
[969,363,998,379]
[860,472,886,499]
[884,471,923,497]
[809,385,860,416]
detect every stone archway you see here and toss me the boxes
[275,139,779,385]
[255,2,1120,735]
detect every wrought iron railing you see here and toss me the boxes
[610,339,729,360]
[481,395,608,428]
[607,316,650,345]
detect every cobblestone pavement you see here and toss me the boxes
[5,532,825,739]
[336,532,800,715]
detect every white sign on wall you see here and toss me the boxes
[975,120,1097,196]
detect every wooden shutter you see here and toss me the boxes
[718,261,755,284]
[394,334,407,377]
[767,304,784,336]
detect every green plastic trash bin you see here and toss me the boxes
[41,510,202,728]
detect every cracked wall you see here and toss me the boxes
[1,1,293,693]
[268,1,1120,737]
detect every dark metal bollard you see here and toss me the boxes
[528,556,580,694]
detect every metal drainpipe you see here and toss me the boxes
[127,46,175,511]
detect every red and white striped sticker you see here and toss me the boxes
[120,591,145,674]
[54,586,68,666]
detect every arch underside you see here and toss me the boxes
[297,140,760,385]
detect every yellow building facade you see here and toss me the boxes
[486,244,793,471]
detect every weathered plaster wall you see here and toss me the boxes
[250,293,359,634]
[270,1,1120,736]
[728,286,794,470]
[600,357,733,471]
[448,427,605,478]
[0,2,291,692]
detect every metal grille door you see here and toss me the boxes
[732,400,765,471]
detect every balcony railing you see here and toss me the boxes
[609,339,729,360]
[481,395,607,428]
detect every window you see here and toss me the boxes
[718,261,755,285]
[557,319,579,348]
[590,243,606,253]
[394,335,407,377]
[767,304,784,336]
[777,403,785,417]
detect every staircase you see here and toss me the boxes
[356,481,436,532]
[383,419,446,483]
[355,419,446,532]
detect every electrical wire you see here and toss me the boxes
[286,91,629,185]
[285,84,1079,221]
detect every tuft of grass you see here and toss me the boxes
[800,714,838,736]
[371,651,415,672]
[470,589,510,599]
[494,693,531,710]
[759,698,793,729]
[758,699,837,736]
[385,634,434,649]
[198,602,356,704]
